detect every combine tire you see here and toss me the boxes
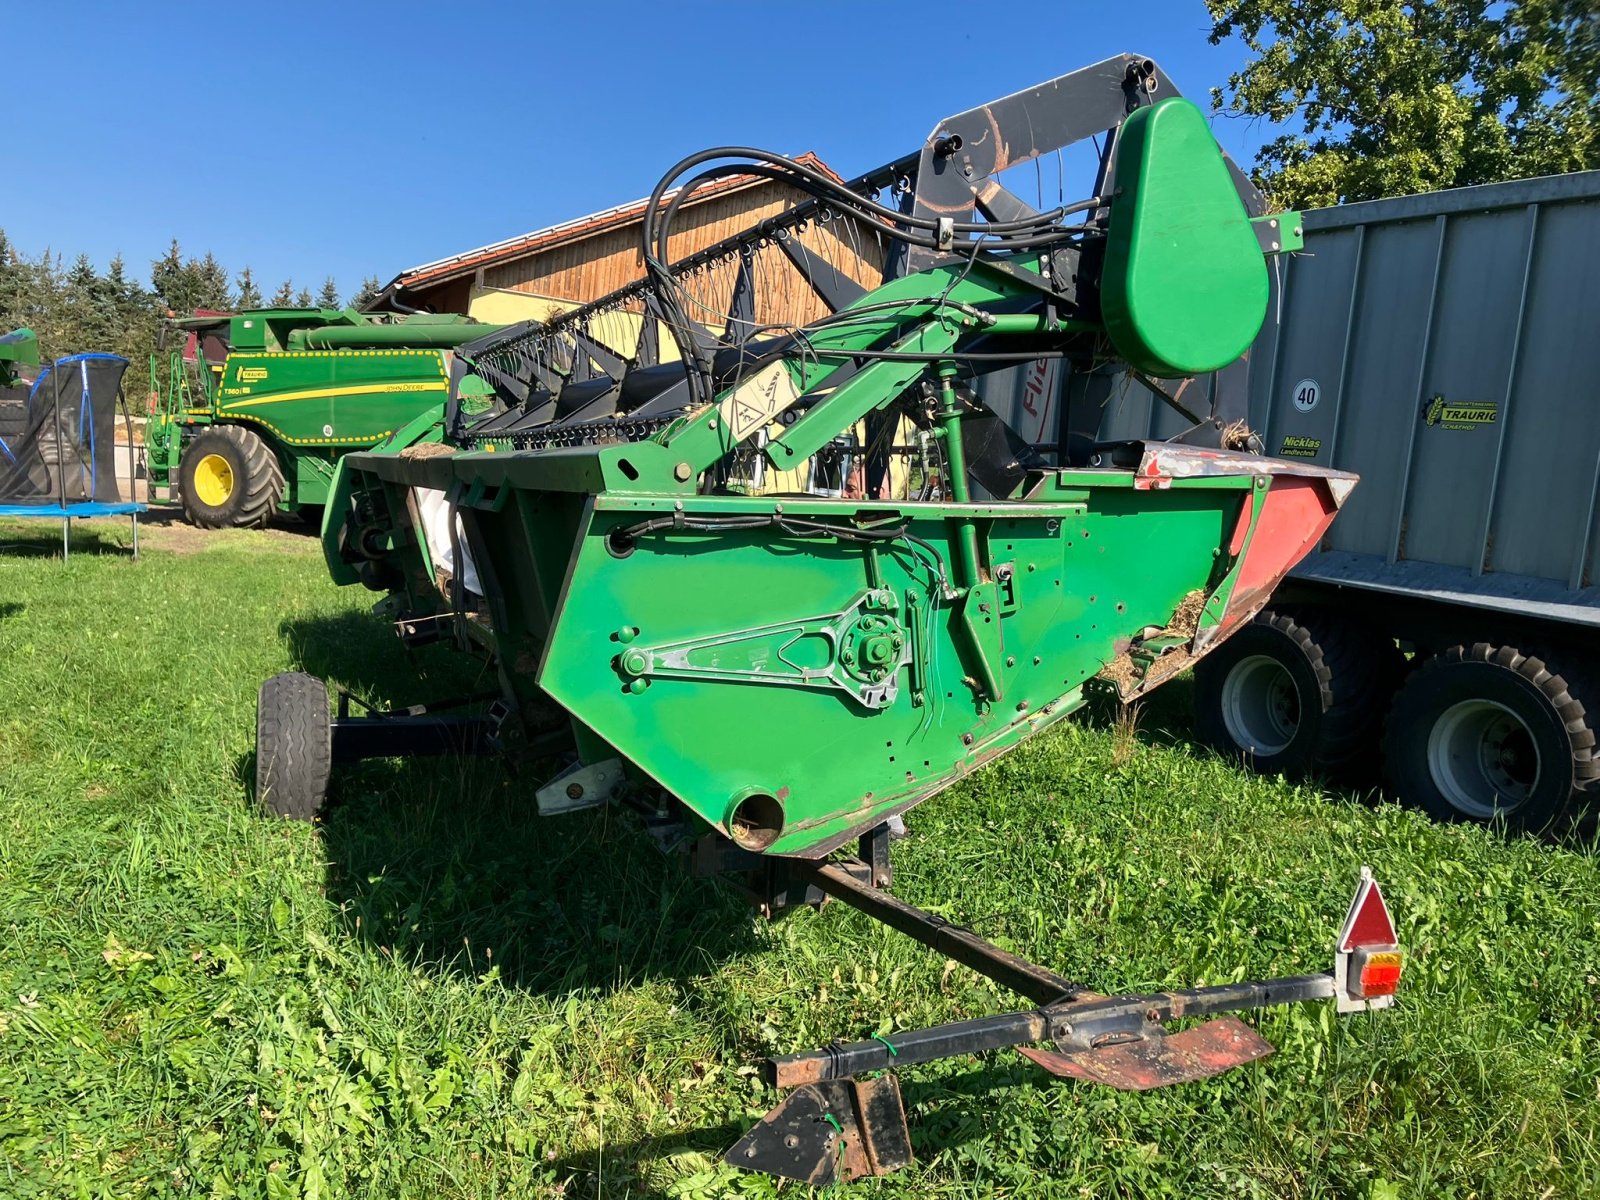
[1193,607,1402,778]
[180,425,284,529]
[255,672,332,821]
[1383,644,1596,832]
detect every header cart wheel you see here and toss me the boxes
[255,672,333,821]
[179,425,285,529]
[1383,644,1595,832]
[1193,607,1401,778]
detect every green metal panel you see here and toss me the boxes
[0,328,39,387]
[532,483,1237,855]
[1100,98,1270,377]
[291,452,337,507]
[214,348,451,450]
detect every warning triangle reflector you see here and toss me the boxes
[1336,868,1397,952]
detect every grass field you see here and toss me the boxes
[2,514,1599,1199]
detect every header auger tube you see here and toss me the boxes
[270,55,1389,1183]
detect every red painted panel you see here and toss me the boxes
[1227,492,1254,557]
[1233,477,1337,602]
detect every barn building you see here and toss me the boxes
[368,153,888,331]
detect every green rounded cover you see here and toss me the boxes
[1101,98,1268,378]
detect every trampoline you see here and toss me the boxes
[0,352,144,560]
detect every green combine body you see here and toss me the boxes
[147,308,505,528]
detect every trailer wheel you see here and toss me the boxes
[255,672,332,821]
[1193,607,1401,777]
[1383,644,1596,831]
[179,425,285,529]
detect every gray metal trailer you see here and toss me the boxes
[1182,169,1600,830]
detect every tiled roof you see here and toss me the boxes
[394,151,843,291]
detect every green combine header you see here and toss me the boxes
[252,57,1403,1184]
[146,308,505,527]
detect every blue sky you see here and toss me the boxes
[12,1,1269,300]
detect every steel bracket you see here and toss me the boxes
[617,588,912,710]
[726,1076,912,1186]
[536,757,624,815]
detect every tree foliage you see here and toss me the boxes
[0,230,360,405]
[234,266,262,310]
[1207,0,1600,207]
[348,275,382,310]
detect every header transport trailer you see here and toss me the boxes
[1191,170,1600,832]
[253,57,1404,1184]
[146,307,507,528]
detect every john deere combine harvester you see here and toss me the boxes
[255,57,1402,1183]
[147,308,504,527]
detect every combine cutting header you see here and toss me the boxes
[256,56,1399,1181]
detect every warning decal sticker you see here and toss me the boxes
[720,362,801,442]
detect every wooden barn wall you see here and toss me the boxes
[477,183,889,327]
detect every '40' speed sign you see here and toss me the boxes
[1292,378,1320,413]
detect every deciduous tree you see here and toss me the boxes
[1207,0,1600,206]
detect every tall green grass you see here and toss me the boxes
[1,518,1597,1198]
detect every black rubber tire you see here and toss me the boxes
[1193,606,1404,777]
[179,425,285,529]
[255,672,333,821]
[1382,643,1596,832]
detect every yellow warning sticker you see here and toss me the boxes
[720,362,800,442]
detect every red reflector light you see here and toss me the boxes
[1337,869,1397,953]
[1335,868,1403,1011]
[1355,948,1403,998]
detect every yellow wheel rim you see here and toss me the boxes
[193,453,235,507]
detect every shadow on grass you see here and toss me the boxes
[273,611,764,1002]
[133,504,318,534]
[277,609,488,707]
[544,1060,1037,1198]
[0,523,120,558]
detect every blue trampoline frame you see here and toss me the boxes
[0,353,145,561]
[0,501,143,559]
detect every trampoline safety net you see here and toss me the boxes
[0,353,132,505]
